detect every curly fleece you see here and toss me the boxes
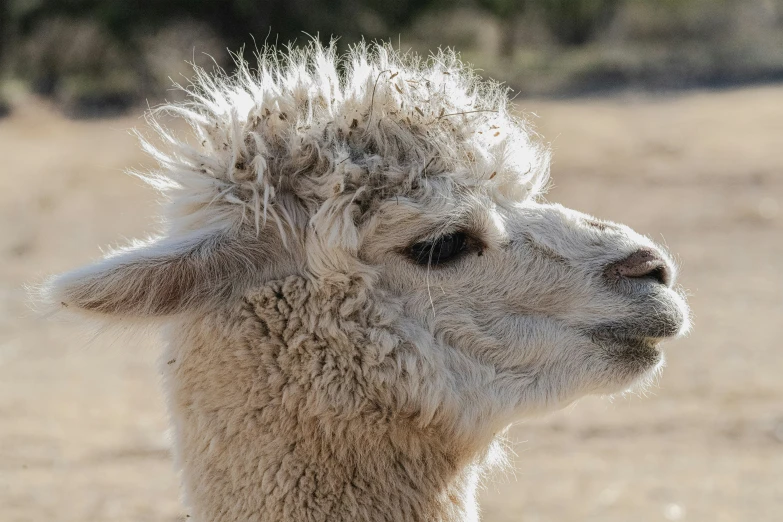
[165,275,487,521]
[139,41,549,241]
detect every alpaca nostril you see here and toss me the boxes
[605,248,672,286]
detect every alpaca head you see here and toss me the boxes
[44,43,690,445]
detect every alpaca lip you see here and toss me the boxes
[588,313,683,346]
[589,330,665,363]
[591,330,663,349]
[591,323,679,343]
[602,287,689,340]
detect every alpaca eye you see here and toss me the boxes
[408,232,468,266]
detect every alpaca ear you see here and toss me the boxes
[42,229,283,318]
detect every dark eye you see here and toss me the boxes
[408,232,468,266]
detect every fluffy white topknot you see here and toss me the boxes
[138,40,550,243]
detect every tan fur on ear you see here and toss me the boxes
[41,228,291,317]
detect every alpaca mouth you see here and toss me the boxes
[582,326,665,375]
[587,290,688,357]
[592,331,665,377]
[598,285,689,340]
[590,330,663,353]
[589,318,681,344]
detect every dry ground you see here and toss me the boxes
[1,86,781,521]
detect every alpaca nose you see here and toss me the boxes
[604,248,672,286]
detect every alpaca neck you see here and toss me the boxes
[164,298,486,522]
[171,393,482,521]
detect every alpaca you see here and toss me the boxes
[41,42,690,521]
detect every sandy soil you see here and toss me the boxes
[1,86,781,522]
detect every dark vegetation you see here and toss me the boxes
[1,0,782,118]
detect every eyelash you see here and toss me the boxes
[407,231,470,266]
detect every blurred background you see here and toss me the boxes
[0,1,781,521]
[3,0,783,115]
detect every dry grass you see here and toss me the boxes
[1,86,782,521]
